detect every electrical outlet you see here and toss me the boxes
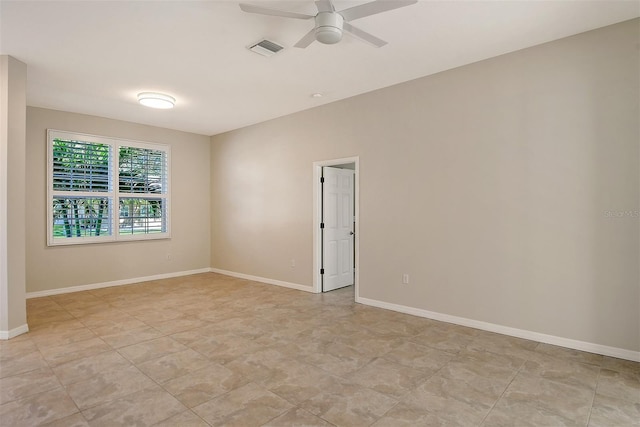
[290,259,296,268]
[402,273,409,284]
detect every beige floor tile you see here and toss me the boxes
[130,307,187,324]
[82,385,187,426]
[153,410,209,426]
[1,273,635,427]
[371,401,461,427]
[26,296,62,310]
[347,357,431,399]
[66,364,156,409]
[401,374,495,426]
[588,393,640,426]
[300,379,399,426]
[596,369,640,403]
[262,407,334,426]
[347,305,404,325]
[433,321,480,337]
[534,343,604,367]
[383,341,454,373]
[26,318,86,336]
[224,347,290,383]
[99,325,164,348]
[253,319,317,342]
[0,332,33,346]
[0,341,49,378]
[162,363,249,408]
[482,405,582,427]
[453,347,527,371]
[195,305,248,323]
[408,327,474,354]
[136,348,211,383]
[151,316,210,335]
[214,315,273,340]
[193,382,293,426]
[169,328,215,346]
[301,340,375,377]
[42,412,89,427]
[84,314,146,335]
[188,333,267,364]
[467,332,538,359]
[435,357,517,400]
[52,350,131,385]
[50,290,102,305]
[0,338,38,359]
[290,320,362,343]
[522,351,600,390]
[65,304,118,319]
[334,328,404,358]
[118,336,188,364]
[365,316,427,338]
[601,357,640,377]
[498,372,593,425]
[28,311,76,328]
[259,358,343,405]
[0,367,61,404]
[0,387,79,427]
[31,327,98,350]
[39,337,111,367]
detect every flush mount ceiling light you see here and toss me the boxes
[137,92,175,109]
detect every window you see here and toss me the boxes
[48,130,170,246]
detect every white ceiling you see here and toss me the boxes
[1,0,638,136]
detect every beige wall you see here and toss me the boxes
[26,107,211,293]
[0,55,28,335]
[211,20,639,352]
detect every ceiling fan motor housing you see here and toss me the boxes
[315,12,344,44]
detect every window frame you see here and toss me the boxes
[47,130,171,246]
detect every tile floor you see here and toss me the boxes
[1,273,639,426]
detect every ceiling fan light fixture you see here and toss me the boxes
[239,0,418,48]
[315,12,343,44]
[316,26,342,44]
[137,92,176,109]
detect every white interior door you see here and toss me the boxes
[322,167,354,292]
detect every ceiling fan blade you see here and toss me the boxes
[339,0,417,22]
[239,3,314,20]
[294,28,317,48]
[315,0,334,13]
[343,22,387,47]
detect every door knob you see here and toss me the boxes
[349,231,354,235]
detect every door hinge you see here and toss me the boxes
[320,176,325,183]
[320,268,325,275]
[320,223,324,229]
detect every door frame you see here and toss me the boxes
[312,156,359,295]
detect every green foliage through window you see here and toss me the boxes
[48,130,170,245]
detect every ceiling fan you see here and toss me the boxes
[239,0,418,48]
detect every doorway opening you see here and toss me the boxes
[312,157,359,296]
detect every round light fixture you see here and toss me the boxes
[316,26,342,44]
[311,93,323,98]
[137,92,175,109]
[315,12,343,45]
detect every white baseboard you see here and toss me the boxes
[25,268,212,299]
[209,268,313,293]
[356,296,640,363]
[0,323,29,340]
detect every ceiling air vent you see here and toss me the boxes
[248,39,284,57]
